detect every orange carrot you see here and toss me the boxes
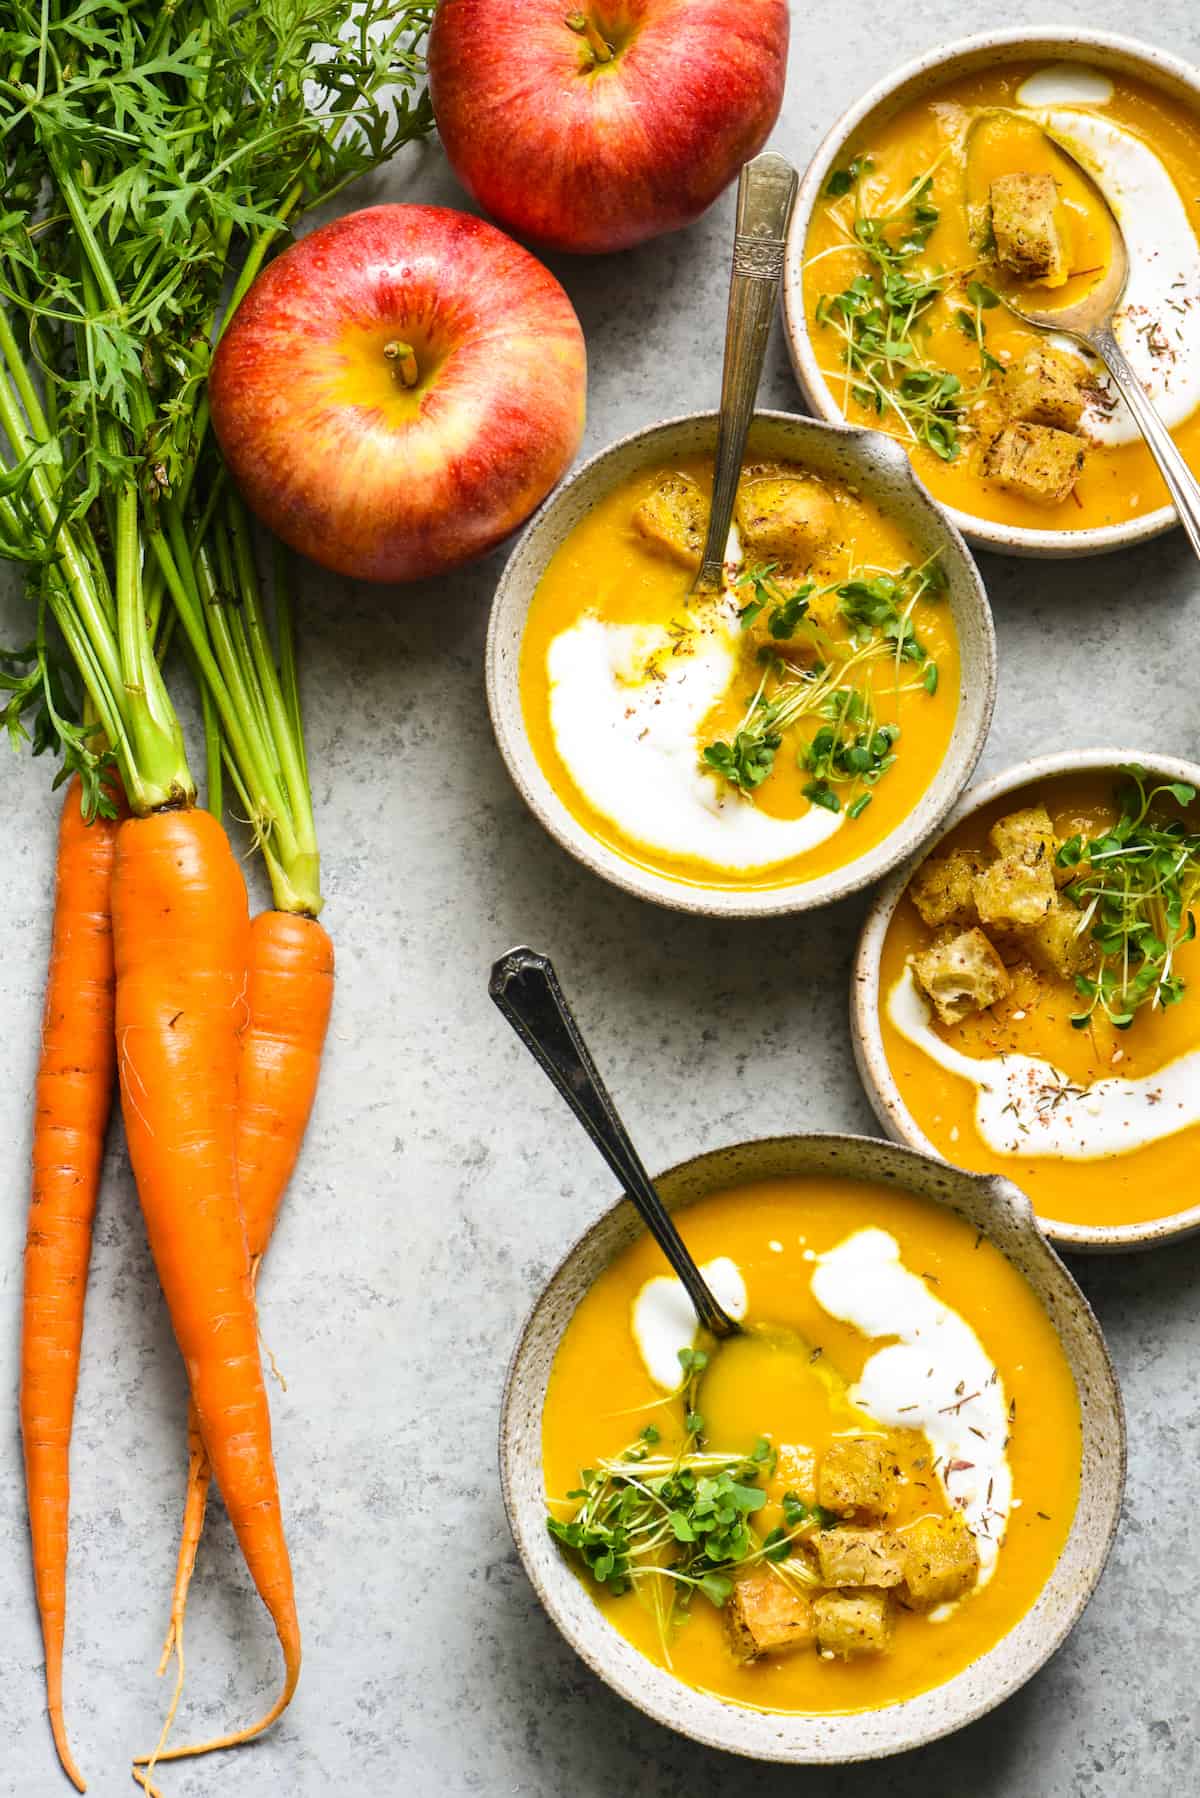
[112,809,301,1765]
[157,910,334,1682]
[20,777,123,1794]
[237,910,336,1258]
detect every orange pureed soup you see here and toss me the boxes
[519,454,960,891]
[542,1177,1080,1713]
[802,61,1200,532]
[880,773,1200,1230]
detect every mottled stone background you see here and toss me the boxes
[2,4,1199,1793]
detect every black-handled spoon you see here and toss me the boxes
[489,946,741,1339]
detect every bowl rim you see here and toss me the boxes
[781,26,1200,560]
[851,746,1200,1252]
[485,406,996,918]
[498,1129,1126,1763]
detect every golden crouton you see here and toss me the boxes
[725,1567,815,1662]
[1016,898,1096,980]
[813,1589,893,1658]
[909,849,984,930]
[982,422,1085,506]
[911,928,1011,1027]
[1004,346,1085,432]
[989,173,1068,285]
[900,1513,981,1610]
[988,805,1057,869]
[974,853,1056,929]
[818,1438,897,1520]
[735,476,837,567]
[815,1529,904,1589]
[632,474,707,567]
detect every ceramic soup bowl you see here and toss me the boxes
[500,1132,1124,1762]
[853,748,1200,1253]
[783,28,1200,559]
[487,410,994,917]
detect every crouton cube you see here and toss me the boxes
[818,1438,897,1519]
[989,173,1068,285]
[988,805,1057,869]
[909,849,984,930]
[725,1566,816,1662]
[815,1529,904,1589]
[632,474,707,567]
[1016,898,1096,980]
[911,928,1011,1027]
[813,1589,893,1658]
[982,423,1085,506]
[974,853,1056,929]
[1004,346,1085,432]
[900,1514,981,1610]
[735,477,837,567]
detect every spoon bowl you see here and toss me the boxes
[977,120,1200,558]
[963,108,1128,331]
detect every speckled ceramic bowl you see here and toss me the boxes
[486,410,994,917]
[853,748,1200,1253]
[499,1132,1124,1763]
[782,28,1200,559]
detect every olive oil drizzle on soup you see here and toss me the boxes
[802,63,1200,532]
[542,1177,1080,1714]
[880,774,1200,1229]
[519,455,960,891]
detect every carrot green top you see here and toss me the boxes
[0,0,435,909]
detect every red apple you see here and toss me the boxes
[428,0,789,254]
[209,205,587,583]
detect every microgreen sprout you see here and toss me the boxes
[701,557,942,814]
[1060,766,1200,1029]
[546,1353,838,1653]
[812,160,999,459]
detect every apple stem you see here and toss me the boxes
[565,12,613,63]
[384,339,420,388]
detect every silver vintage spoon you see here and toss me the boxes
[692,150,799,594]
[489,946,740,1337]
[981,124,1200,559]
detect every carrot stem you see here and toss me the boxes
[227,494,321,900]
[273,544,310,801]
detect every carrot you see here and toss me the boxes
[113,808,301,1766]
[157,909,334,1683]
[236,910,337,1259]
[20,777,123,1794]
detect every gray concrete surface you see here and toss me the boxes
[3,4,1199,1793]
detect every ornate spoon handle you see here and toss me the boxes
[693,151,799,593]
[489,946,740,1338]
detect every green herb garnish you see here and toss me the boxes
[548,1415,827,1651]
[735,562,782,630]
[826,156,873,197]
[813,161,999,460]
[702,559,941,813]
[1062,766,1200,1028]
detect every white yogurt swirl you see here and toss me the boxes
[812,1227,1011,1582]
[631,1257,748,1390]
[887,965,1200,1159]
[546,607,844,872]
